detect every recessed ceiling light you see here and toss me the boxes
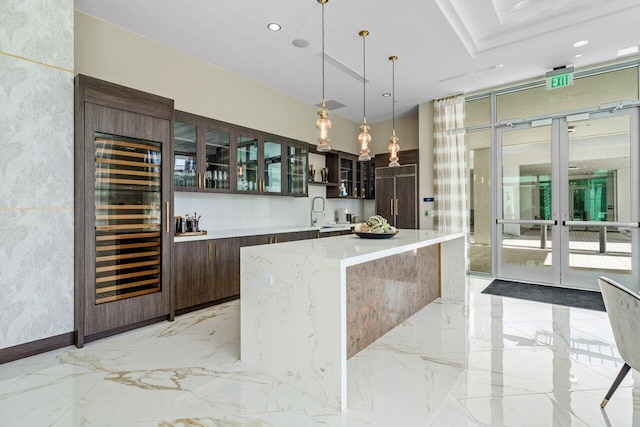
[267,23,281,32]
[617,46,639,57]
[292,38,309,48]
[382,93,391,97]
[574,53,583,58]
[573,40,588,48]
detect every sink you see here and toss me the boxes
[323,223,352,228]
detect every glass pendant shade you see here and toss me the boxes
[316,101,331,152]
[358,119,371,161]
[388,55,400,167]
[315,0,331,152]
[357,30,371,161]
[388,129,400,167]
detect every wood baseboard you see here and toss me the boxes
[175,294,239,317]
[83,315,170,345]
[0,332,74,365]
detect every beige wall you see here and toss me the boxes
[75,12,437,232]
[75,12,359,153]
[368,114,419,156]
[418,102,435,230]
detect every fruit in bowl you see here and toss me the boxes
[354,215,396,234]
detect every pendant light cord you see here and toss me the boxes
[363,35,366,119]
[322,3,325,101]
[392,58,395,130]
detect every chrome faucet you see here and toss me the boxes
[311,196,326,226]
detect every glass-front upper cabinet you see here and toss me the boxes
[263,140,282,194]
[174,121,197,190]
[173,111,234,192]
[204,127,231,190]
[287,144,308,196]
[357,159,374,199]
[237,134,259,192]
[340,154,356,197]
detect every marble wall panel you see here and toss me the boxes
[0,1,74,352]
[241,249,345,409]
[441,236,468,302]
[0,55,74,209]
[346,244,440,358]
[0,0,74,70]
[0,209,74,348]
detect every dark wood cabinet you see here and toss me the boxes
[74,75,174,347]
[174,237,241,313]
[215,237,241,300]
[235,128,310,197]
[357,159,375,199]
[174,230,320,314]
[174,118,309,197]
[174,111,235,193]
[373,148,419,170]
[326,151,370,199]
[375,164,418,229]
[174,240,210,310]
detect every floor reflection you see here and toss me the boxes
[1,276,639,426]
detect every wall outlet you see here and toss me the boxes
[261,274,273,285]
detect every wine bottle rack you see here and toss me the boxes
[94,134,162,304]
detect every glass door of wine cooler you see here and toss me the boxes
[94,133,163,304]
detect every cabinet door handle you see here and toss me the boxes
[165,201,170,233]
[207,242,212,260]
[395,199,399,216]
[390,199,394,216]
[275,236,278,243]
[214,242,219,260]
[197,173,202,189]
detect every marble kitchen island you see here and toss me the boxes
[240,229,466,410]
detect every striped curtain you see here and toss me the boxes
[434,95,467,235]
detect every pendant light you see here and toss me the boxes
[316,0,331,152]
[357,30,371,161]
[387,55,400,167]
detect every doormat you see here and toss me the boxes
[482,279,606,312]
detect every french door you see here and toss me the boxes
[495,108,639,291]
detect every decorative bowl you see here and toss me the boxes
[353,230,399,239]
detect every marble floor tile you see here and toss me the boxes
[2,276,640,426]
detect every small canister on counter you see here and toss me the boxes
[175,216,186,234]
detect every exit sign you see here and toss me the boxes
[546,67,574,90]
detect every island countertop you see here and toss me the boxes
[173,224,353,242]
[240,229,467,410]
[253,229,464,267]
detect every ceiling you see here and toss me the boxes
[74,0,640,124]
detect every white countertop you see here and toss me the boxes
[174,224,354,242]
[241,229,465,267]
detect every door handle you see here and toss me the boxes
[214,242,219,260]
[207,242,212,260]
[165,201,170,233]
[395,199,399,216]
[390,199,394,215]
